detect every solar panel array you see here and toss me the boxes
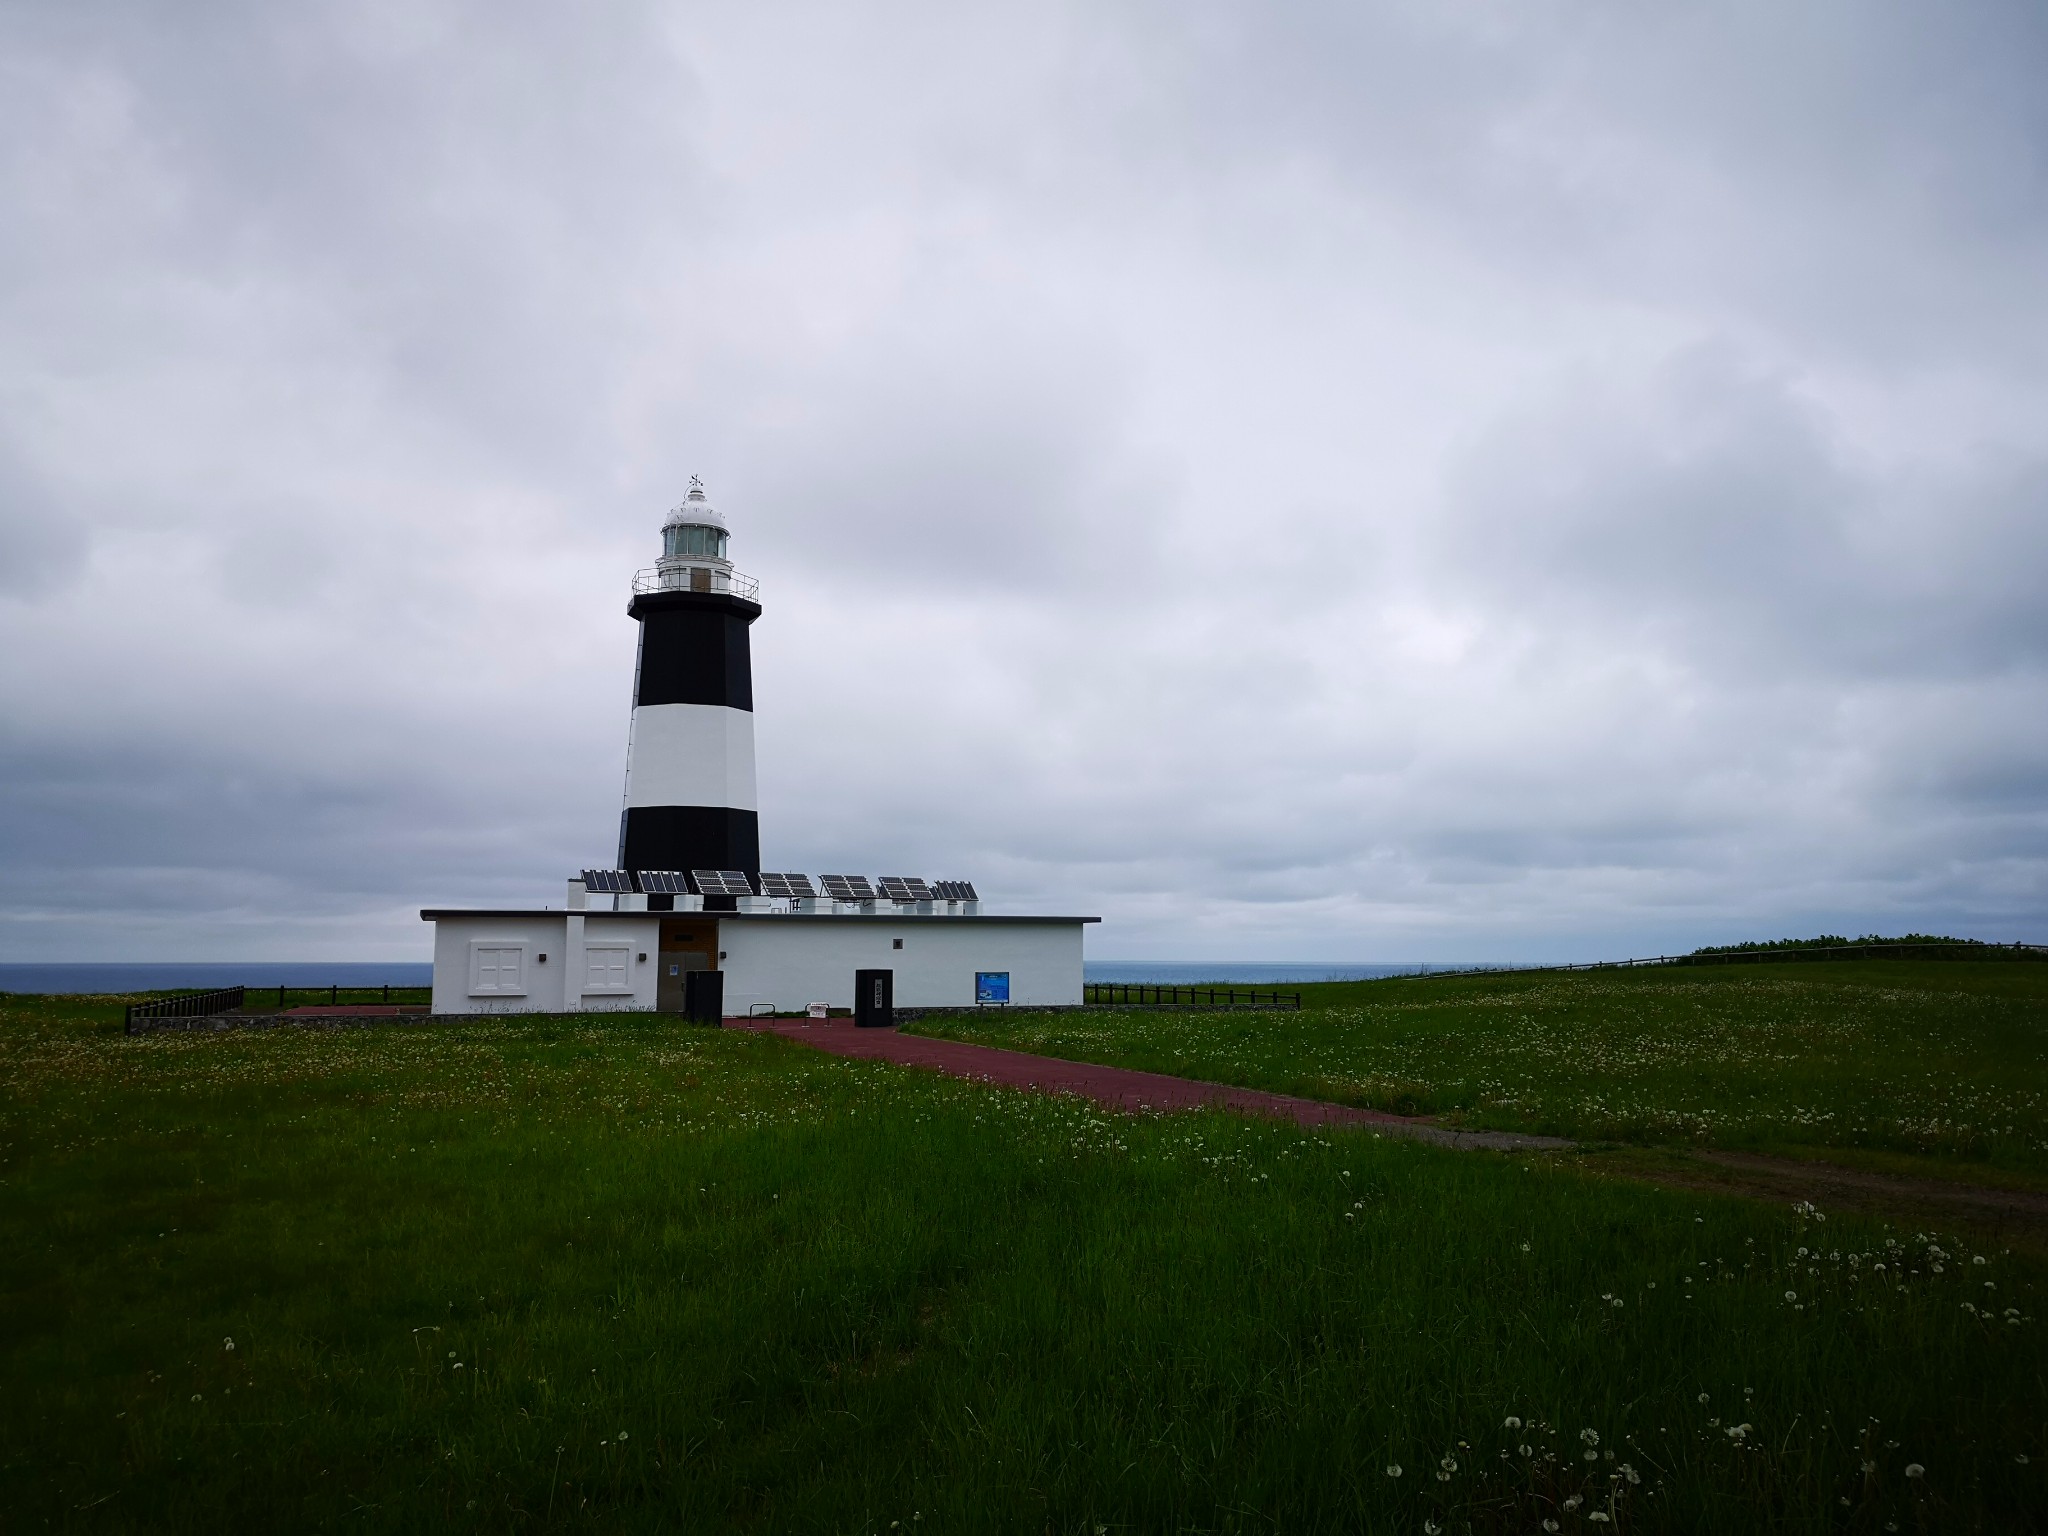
[589,869,975,904]
[690,869,757,897]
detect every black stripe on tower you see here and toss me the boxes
[629,590,759,710]
[619,588,764,879]
[617,806,760,874]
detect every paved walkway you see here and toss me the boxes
[730,1019,1569,1152]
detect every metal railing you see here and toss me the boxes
[631,565,760,601]
[1085,983,1301,1010]
[123,983,431,1034]
[125,986,244,1033]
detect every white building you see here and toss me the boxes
[426,901,1093,1016]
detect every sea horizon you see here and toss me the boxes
[0,958,1517,994]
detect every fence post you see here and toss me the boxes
[330,983,337,1005]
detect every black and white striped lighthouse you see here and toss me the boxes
[616,477,761,877]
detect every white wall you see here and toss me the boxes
[719,918,1085,1014]
[428,913,661,1014]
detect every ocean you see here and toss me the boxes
[0,962,435,995]
[0,959,1498,994]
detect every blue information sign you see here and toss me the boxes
[974,971,1010,1005]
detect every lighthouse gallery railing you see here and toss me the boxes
[632,566,760,601]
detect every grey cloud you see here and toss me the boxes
[0,440,88,598]
[0,1,2044,961]
[1437,345,2048,680]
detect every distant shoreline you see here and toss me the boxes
[0,959,1502,994]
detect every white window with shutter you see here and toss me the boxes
[584,945,632,993]
[469,944,526,996]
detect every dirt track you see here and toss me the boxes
[730,1018,1570,1152]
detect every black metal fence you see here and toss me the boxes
[258,983,412,1008]
[122,983,430,1034]
[125,986,244,1033]
[1084,983,1301,1010]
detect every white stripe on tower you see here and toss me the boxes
[623,703,757,811]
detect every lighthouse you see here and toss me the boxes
[422,472,1098,1018]
[615,477,762,879]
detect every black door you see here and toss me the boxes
[854,968,894,1028]
[684,969,725,1024]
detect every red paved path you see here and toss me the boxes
[730,1019,1567,1151]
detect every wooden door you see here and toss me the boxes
[657,920,718,1013]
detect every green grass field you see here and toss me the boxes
[2,979,2044,1532]
[923,962,2048,1177]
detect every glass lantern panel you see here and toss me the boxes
[664,524,728,559]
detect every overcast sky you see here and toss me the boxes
[4,0,2046,963]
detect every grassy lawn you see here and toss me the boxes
[918,962,2048,1180]
[2,990,2044,1532]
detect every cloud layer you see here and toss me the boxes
[3,0,2045,960]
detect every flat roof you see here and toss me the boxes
[421,909,1099,924]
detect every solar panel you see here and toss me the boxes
[581,868,633,893]
[690,869,756,897]
[877,876,934,903]
[820,874,876,902]
[758,872,817,900]
[932,880,979,902]
[638,870,691,895]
